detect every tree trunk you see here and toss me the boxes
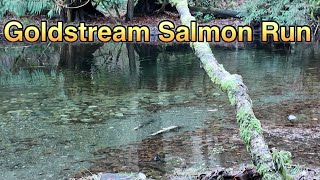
[133,0,175,17]
[126,0,135,22]
[134,0,157,16]
[189,6,239,18]
[61,0,104,22]
[66,0,72,22]
[126,43,136,73]
[154,0,168,14]
[168,0,285,179]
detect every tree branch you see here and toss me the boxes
[168,0,285,179]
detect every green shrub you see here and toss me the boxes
[240,0,319,25]
[0,0,126,19]
[188,0,240,9]
[203,13,214,22]
[0,0,52,18]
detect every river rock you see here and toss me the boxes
[120,108,128,112]
[288,114,297,122]
[138,172,147,180]
[166,156,187,168]
[88,105,98,109]
[100,173,132,180]
[115,112,124,118]
[79,118,92,123]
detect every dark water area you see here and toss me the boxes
[0,42,319,179]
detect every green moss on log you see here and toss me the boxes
[220,75,238,105]
[168,0,294,179]
[272,148,294,180]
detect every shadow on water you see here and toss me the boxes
[0,42,319,179]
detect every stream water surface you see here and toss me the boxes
[0,42,319,179]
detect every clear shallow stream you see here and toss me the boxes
[0,42,319,179]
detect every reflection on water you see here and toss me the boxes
[0,42,319,179]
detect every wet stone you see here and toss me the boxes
[7,111,19,114]
[100,173,132,180]
[115,113,124,118]
[88,106,98,109]
[288,114,297,122]
[166,156,187,168]
[120,108,128,112]
[79,118,92,123]
[92,112,100,116]
[60,118,70,121]
[212,93,221,96]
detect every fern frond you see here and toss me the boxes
[3,0,28,17]
[0,0,51,18]
[27,0,51,14]
[48,3,61,18]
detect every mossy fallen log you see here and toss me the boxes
[189,6,239,18]
[167,0,296,179]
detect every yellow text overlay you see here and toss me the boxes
[4,21,150,43]
[3,20,312,43]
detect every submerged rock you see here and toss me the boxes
[79,118,92,123]
[120,108,128,112]
[138,172,147,180]
[288,114,297,122]
[153,154,162,162]
[100,173,132,180]
[88,105,98,109]
[115,112,124,118]
[166,156,186,168]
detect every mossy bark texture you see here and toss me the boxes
[168,0,284,179]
